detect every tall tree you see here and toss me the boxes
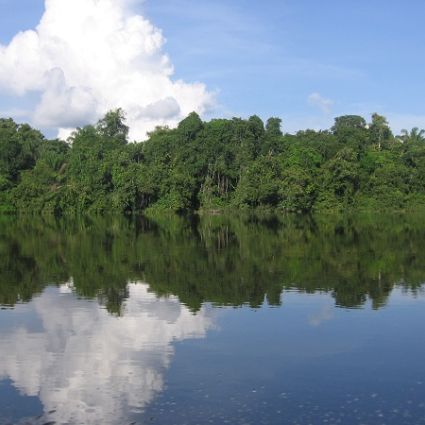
[369,113,392,150]
[96,108,129,144]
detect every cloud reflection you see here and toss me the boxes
[0,282,213,424]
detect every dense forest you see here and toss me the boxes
[1,109,425,215]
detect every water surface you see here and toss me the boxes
[0,214,425,424]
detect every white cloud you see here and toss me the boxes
[136,96,181,120]
[33,68,99,128]
[0,0,214,140]
[0,282,213,424]
[308,92,334,114]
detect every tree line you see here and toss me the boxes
[1,109,425,215]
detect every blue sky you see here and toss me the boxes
[1,0,425,135]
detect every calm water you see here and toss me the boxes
[1,214,425,425]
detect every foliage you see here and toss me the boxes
[1,111,425,214]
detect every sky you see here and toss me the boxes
[0,0,425,139]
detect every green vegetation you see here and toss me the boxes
[1,214,424,314]
[1,109,425,214]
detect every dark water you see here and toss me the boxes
[1,214,425,425]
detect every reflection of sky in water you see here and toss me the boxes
[1,285,425,425]
[0,283,213,425]
[145,290,425,425]
[388,286,425,304]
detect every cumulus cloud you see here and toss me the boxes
[33,67,99,128]
[0,282,213,424]
[0,0,214,140]
[136,96,181,120]
[308,92,334,114]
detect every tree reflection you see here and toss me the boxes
[0,213,424,312]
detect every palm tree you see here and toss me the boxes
[399,127,425,143]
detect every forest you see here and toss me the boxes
[1,109,425,215]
